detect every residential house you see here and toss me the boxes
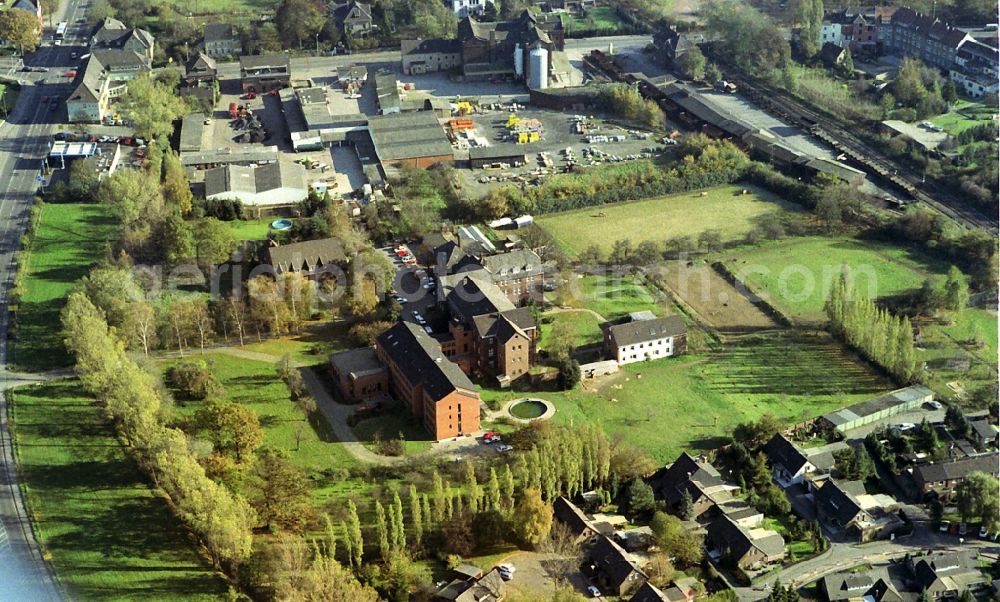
[764,434,822,488]
[950,40,999,99]
[553,496,613,545]
[329,347,388,403]
[820,9,891,55]
[332,1,374,37]
[884,8,972,71]
[647,453,738,520]
[819,42,851,69]
[706,514,786,571]
[631,583,672,602]
[912,451,1000,498]
[376,322,481,440]
[450,0,486,17]
[814,479,901,542]
[604,314,687,366]
[821,571,902,602]
[614,526,655,552]
[11,0,43,27]
[970,420,999,449]
[184,52,217,86]
[66,49,150,123]
[653,25,697,66]
[906,552,987,599]
[401,38,463,75]
[261,237,347,278]
[239,54,291,93]
[90,17,155,61]
[583,535,648,597]
[203,23,240,58]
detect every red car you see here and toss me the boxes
[482,432,502,444]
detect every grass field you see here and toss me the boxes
[539,311,605,350]
[918,308,998,404]
[483,331,889,463]
[931,100,997,136]
[537,185,801,257]
[226,217,273,241]
[559,6,628,31]
[567,273,665,321]
[239,322,354,366]
[161,0,275,14]
[12,203,116,371]
[12,380,228,601]
[715,237,950,322]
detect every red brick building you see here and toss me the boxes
[329,347,388,403]
[376,322,481,440]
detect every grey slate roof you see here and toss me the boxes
[240,54,290,71]
[444,271,516,323]
[764,434,811,476]
[472,307,536,342]
[553,496,592,536]
[186,52,217,76]
[480,248,542,281]
[970,420,999,441]
[263,238,347,273]
[820,386,934,428]
[330,347,385,379]
[630,582,671,602]
[377,322,477,401]
[913,451,1000,486]
[402,38,462,55]
[606,315,687,348]
[588,535,647,591]
[707,514,785,560]
[647,452,725,507]
[204,162,307,198]
[815,479,867,526]
[367,111,453,162]
[203,22,234,44]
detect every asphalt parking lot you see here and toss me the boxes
[454,107,676,197]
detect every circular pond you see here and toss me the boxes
[270,218,293,231]
[508,399,548,420]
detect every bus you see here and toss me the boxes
[55,22,67,41]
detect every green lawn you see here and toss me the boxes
[12,380,228,601]
[12,203,116,371]
[715,237,950,322]
[559,6,628,31]
[571,273,665,321]
[161,353,407,516]
[352,410,434,455]
[226,217,273,241]
[918,308,998,405]
[539,311,605,350]
[941,308,999,361]
[931,100,997,136]
[483,331,890,463]
[537,184,801,257]
[240,322,355,366]
[159,0,275,14]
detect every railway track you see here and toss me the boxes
[585,49,997,232]
[728,77,998,232]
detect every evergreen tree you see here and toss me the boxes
[409,485,423,547]
[678,488,695,520]
[375,500,389,562]
[486,467,502,512]
[346,500,364,570]
[432,471,446,523]
[501,464,516,512]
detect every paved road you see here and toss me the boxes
[0,0,88,598]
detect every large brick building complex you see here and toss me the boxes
[377,322,482,440]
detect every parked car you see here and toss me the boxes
[587,586,602,598]
[959,523,967,536]
[497,563,515,580]
[979,526,989,538]
[495,444,513,453]
[482,432,501,444]
[940,520,951,533]
[926,401,943,410]
[423,326,433,334]
[949,522,959,535]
